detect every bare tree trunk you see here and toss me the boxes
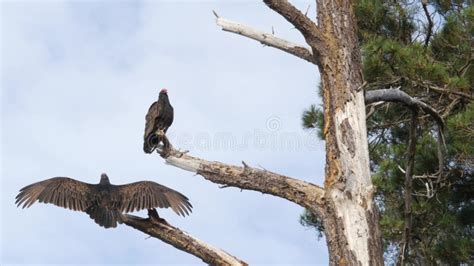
[311,1,384,264]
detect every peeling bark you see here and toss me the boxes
[311,1,384,264]
[158,148,326,217]
[157,145,382,264]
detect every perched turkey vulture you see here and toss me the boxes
[15,173,192,228]
[143,88,174,153]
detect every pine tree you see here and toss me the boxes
[301,1,473,264]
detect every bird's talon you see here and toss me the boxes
[155,129,165,136]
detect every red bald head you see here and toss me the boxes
[160,88,168,94]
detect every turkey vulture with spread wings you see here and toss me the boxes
[143,88,174,153]
[16,173,192,228]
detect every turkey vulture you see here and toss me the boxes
[143,88,174,153]
[15,173,192,228]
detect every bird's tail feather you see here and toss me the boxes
[86,207,123,229]
[144,134,160,153]
[144,134,171,153]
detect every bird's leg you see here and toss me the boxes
[160,135,174,158]
[148,208,168,225]
[152,130,168,156]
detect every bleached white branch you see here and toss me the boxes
[215,16,317,65]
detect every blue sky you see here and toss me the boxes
[1,1,328,264]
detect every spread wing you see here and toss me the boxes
[115,181,192,216]
[15,177,95,211]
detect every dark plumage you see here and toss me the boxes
[15,173,192,228]
[143,88,174,153]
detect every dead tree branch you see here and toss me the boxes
[215,16,316,64]
[365,89,444,129]
[400,110,418,264]
[122,209,247,266]
[263,0,326,61]
[157,148,326,217]
[365,88,446,177]
[262,0,320,39]
[442,97,461,118]
[458,58,473,77]
[413,80,473,100]
[421,0,434,47]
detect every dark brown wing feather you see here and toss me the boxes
[143,101,163,153]
[115,181,192,216]
[15,177,94,211]
[162,103,174,132]
[144,101,162,138]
